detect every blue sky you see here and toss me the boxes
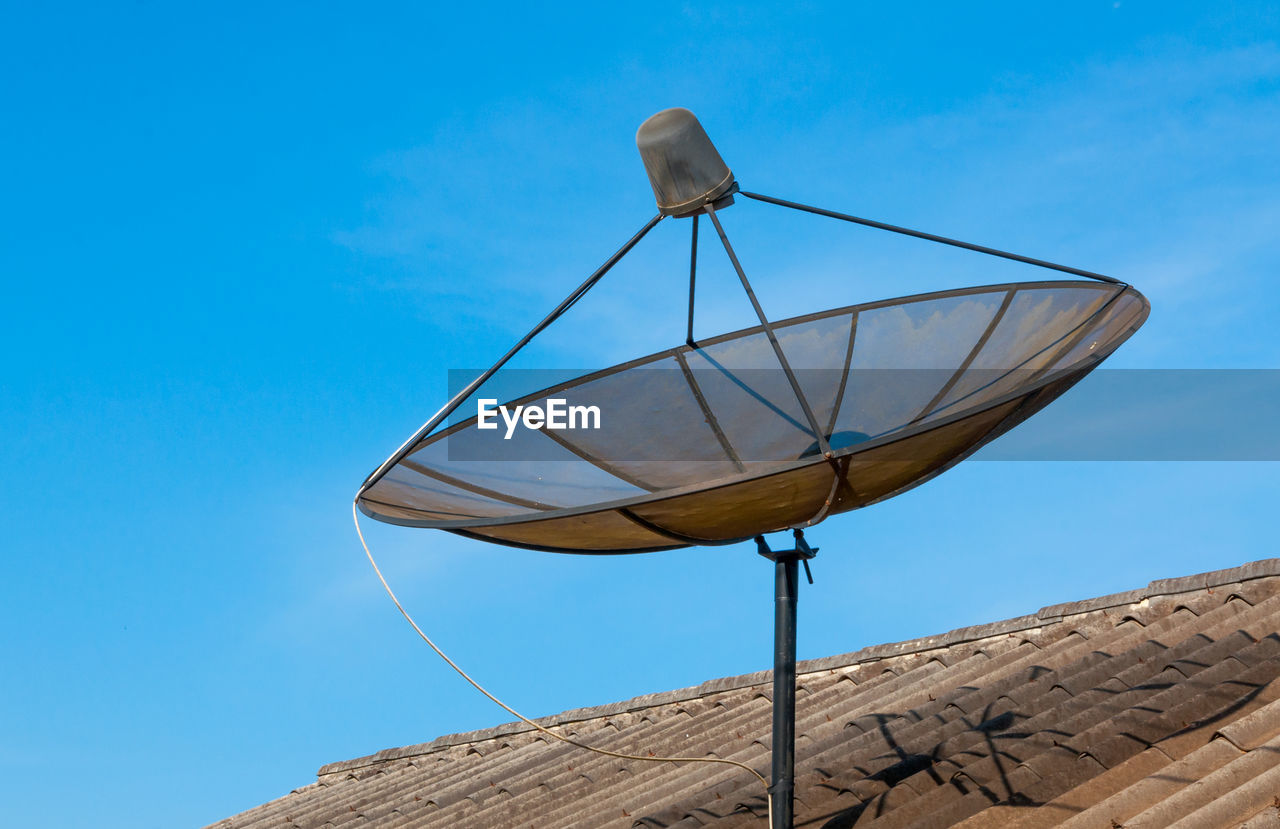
[3,3,1278,826]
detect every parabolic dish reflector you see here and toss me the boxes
[358,280,1148,552]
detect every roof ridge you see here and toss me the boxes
[318,556,1280,777]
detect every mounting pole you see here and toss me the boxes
[757,530,816,829]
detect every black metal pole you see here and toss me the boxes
[772,552,798,829]
[758,531,815,829]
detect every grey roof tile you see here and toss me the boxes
[1237,803,1280,829]
[1122,732,1280,828]
[1216,694,1280,752]
[1056,737,1244,829]
[1163,759,1280,829]
[996,747,1172,829]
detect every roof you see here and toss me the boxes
[209,558,1280,828]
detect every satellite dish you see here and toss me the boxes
[358,280,1147,552]
[353,108,1149,829]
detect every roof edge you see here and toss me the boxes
[319,556,1280,777]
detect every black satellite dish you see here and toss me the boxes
[354,108,1149,829]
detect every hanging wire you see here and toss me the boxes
[351,501,773,823]
[349,207,770,818]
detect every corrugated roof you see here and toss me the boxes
[208,558,1280,828]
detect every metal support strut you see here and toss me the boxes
[686,213,699,348]
[757,529,817,829]
[359,213,665,495]
[705,203,833,457]
[738,190,1126,286]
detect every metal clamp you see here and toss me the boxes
[756,529,817,584]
